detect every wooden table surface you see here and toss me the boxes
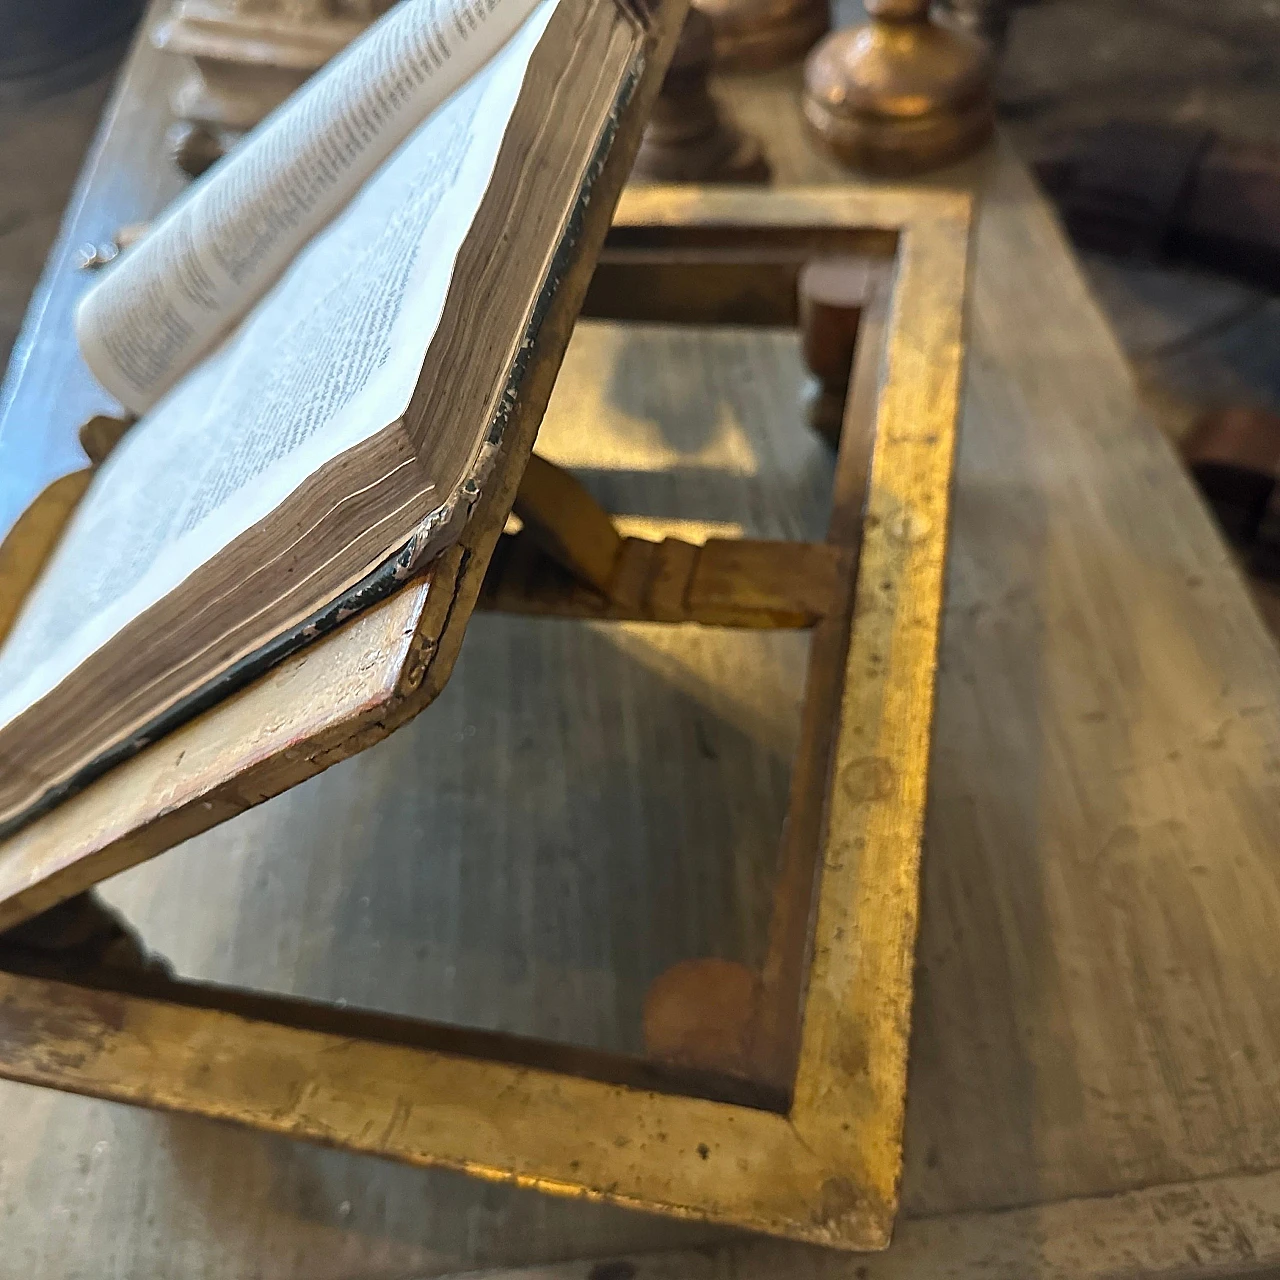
[4,9,1280,1279]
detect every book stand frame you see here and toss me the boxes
[0,185,969,1250]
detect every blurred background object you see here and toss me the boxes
[0,0,144,102]
[988,0,1280,451]
[691,0,828,69]
[1034,123,1280,294]
[934,0,1018,48]
[632,9,771,183]
[802,0,994,174]
[155,0,393,174]
[1181,405,1280,631]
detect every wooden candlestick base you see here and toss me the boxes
[692,0,827,72]
[802,0,993,176]
[633,9,770,184]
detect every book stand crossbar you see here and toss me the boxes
[0,186,969,1249]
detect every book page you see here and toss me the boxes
[0,0,557,736]
[76,0,546,415]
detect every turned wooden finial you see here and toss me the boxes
[798,259,877,448]
[632,9,770,184]
[691,0,827,72]
[802,0,994,175]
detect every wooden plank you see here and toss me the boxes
[582,229,897,331]
[0,959,787,1109]
[787,177,968,1236]
[480,533,849,626]
[512,453,625,595]
[0,969,891,1246]
[900,144,1280,1221]
[687,538,840,624]
[462,1164,1280,1280]
[582,252,806,327]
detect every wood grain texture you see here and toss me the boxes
[460,1163,1280,1280]
[480,533,849,626]
[902,147,1280,1220]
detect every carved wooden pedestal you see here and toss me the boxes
[632,10,770,184]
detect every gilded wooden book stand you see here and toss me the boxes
[0,10,970,1242]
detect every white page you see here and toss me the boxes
[0,1,557,736]
[76,0,545,415]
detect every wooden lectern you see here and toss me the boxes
[0,6,970,1249]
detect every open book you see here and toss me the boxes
[0,0,657,835]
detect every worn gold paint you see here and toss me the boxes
[0,470,93,647]
[0,162,969,1248]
